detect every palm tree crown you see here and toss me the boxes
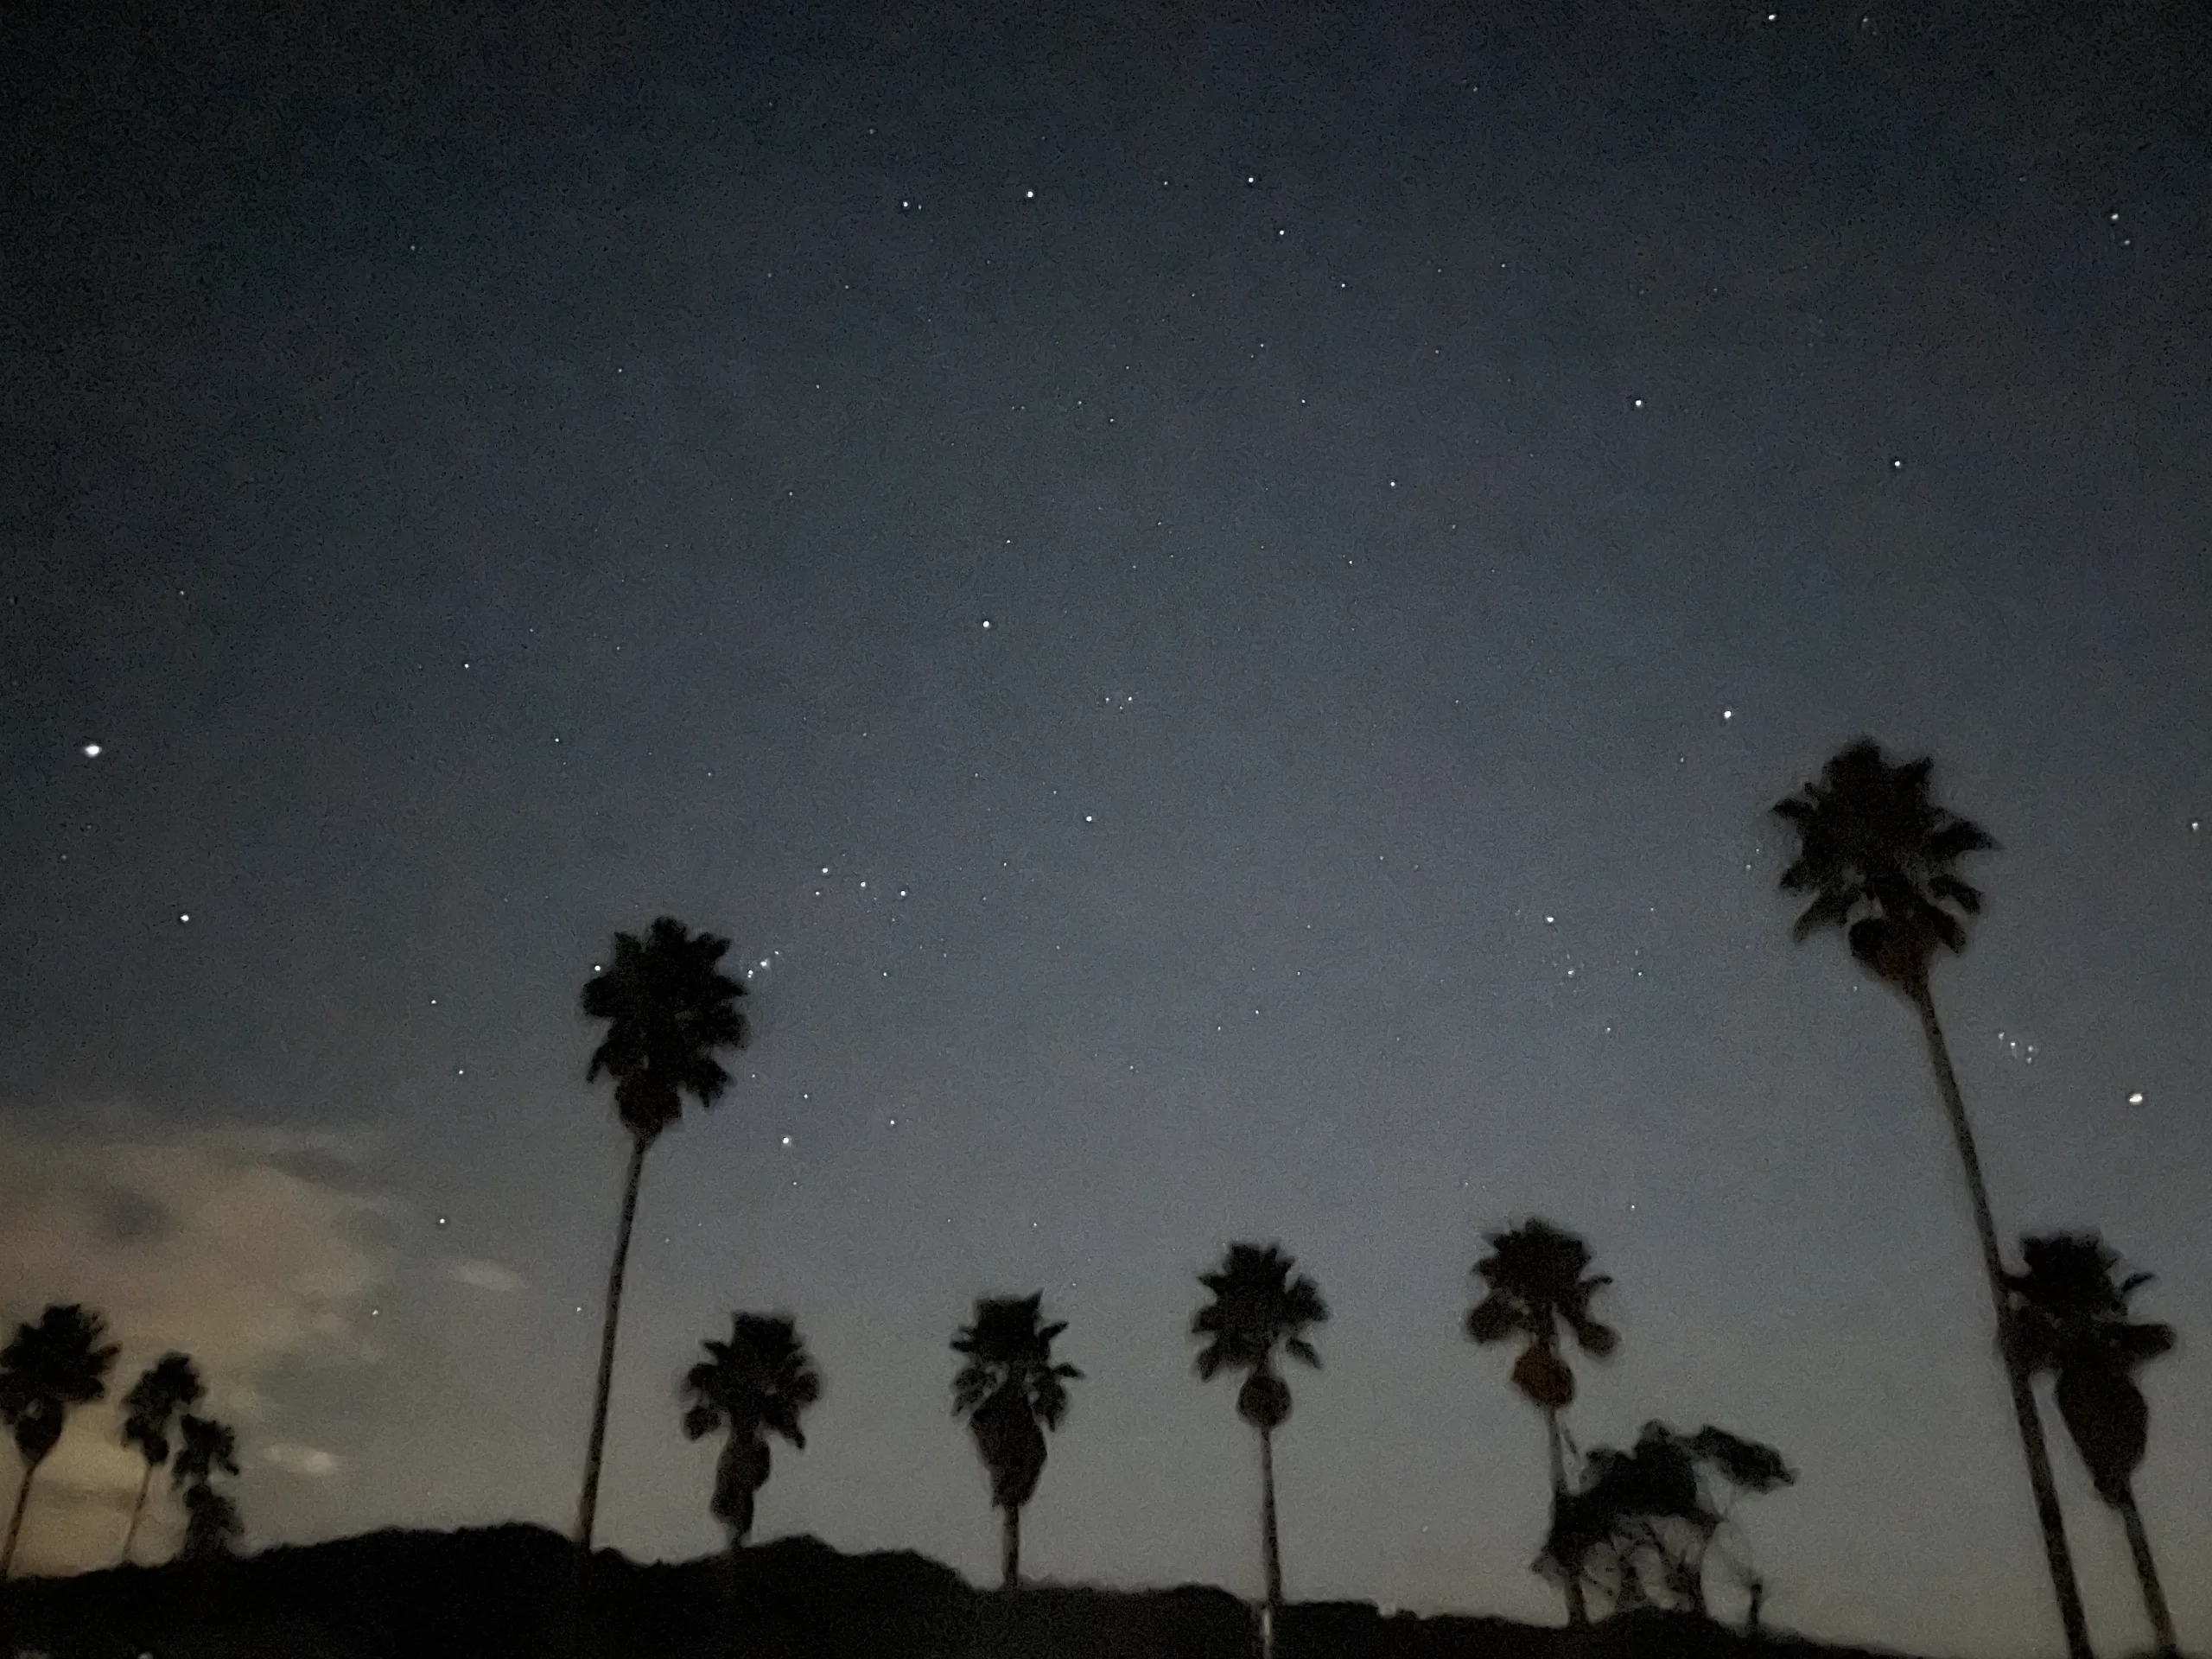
[1772,738,1996,984]
[2007,1234,2174,1504]
[171,1414,240,1491]
[0,1304,118,1466]
[1193,1243,1327,1432]
[681,1313,821,1548]
[953,1293,1082,1433]
[122,1353,203,1469]
[582,916,748,1143]
[683,1314,823,1452]
[1467,1219,1617,1412]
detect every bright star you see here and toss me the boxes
[81,743,101,758]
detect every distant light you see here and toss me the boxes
[1024,189,1034,199]
[178,913,190,923]
[81,742,102,758]
[981,619,992,629]
[781,1135,792,1147]
[2127,1091,2145,1106]
[1722,709,1734,721]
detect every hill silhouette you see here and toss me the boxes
[0,1524,1923,1659]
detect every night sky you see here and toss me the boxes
[3,3,2209,1655]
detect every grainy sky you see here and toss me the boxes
[3,3,2208,1654]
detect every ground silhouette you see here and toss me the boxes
[1,1524,1937,1659]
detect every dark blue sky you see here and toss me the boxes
[3,3,2208,1653]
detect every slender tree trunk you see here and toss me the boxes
[119,1462,154,1565]
[1910,979,2093,1659]
[2115,1485,2178,1659]
[1001,1503,1020,1590]
[3,1459,39,1578]
[575,1132,649,1549]
[1546,1409,1589,1628]
[1259,1425,1282,1649]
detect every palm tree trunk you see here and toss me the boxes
[2115,1485,2178,1658]
[119,1461,154,1564]
[1546,1409,1589,1628]
[1002,1503,1020,1590]
[1910,978,2093,1659]
[575,1132,649,1549]
[3,1459,38,1578]
[1259,1425,1283,1637]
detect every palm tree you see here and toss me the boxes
[680,1313,821,1552]
[1773,739,2091,1659]
[1466,1219,1617,1627]
[0,1304,118,1576]
[2009,1233,2179,1658]
[1192,1242,1327,1655]
[1541,1421,1793,1618]
[171,1414,241,1560]
[118,1352,203,1564]
[952,1293,1083,1589]
[575,916,748,1549]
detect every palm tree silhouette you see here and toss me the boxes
[2009,1233,2179,1658]
[1192,1242,1326,1655]
[171,1414,241,1560]
[1773,739,2091,1659]
[0,1304,118,1576]
[680,1313,821,1553]
[1541,1421,1792,1618]
[118,1352,203,1564]
[952,1293,1082,1589]
[575,916,748,1549]
[1466,1219,1617,1628]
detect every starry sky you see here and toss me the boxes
[3,2,2209,1654]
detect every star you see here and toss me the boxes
[80,742,102,758]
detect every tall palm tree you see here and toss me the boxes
[680,1313,821,1552]
[1466,1219,1617,1627]
[1192,1242,1327,1655]
[0,1304,118,1576]
[575,916,748,1549]
[952,1293,1082,1589]
[118,1352,203,1564]
[1773,739,2091,1659]
[2009,1233,2179,1659]
[171,1414,241,1560]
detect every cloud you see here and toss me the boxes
[0,1124,385,1572]
[262,1443,340,1478]
[448,1258,524,1294]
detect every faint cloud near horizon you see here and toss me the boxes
[264,1442,340,1478]
[0,1122,386,1572]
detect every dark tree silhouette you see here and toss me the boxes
[172,1414,242,1560]
[575,916,748,1549]
[1541,1422,1793,1618]
[0,1304,118,1576]
[951,1293,1082,1589]
[680,1313,821,1553]
[1192,1243,1326,1657]
[1773,739,2091,1659]
[1466,1219,1617,1627]
[118,1351,202,1565]
[2009,1233,2179,1659]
